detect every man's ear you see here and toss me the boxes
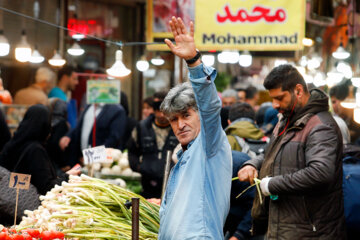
[295,84,304,97]
[227,119,231,125]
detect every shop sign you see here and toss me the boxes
[195,0,305,51]
[86,80,120,104]
[146,0,305,51]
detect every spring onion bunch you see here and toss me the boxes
[17,174,160,239]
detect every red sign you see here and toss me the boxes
[216,5,287,23]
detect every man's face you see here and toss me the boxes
[222,97,236,107]
[154,110,169,126]
[269,87,297,118]
[169,108,200,146]
[331,96,343,116]
[238,91,246,102]
[67,72,79,91]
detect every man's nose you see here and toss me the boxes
[178,118,185,129]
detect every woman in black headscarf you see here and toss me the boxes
[46,98,70,172]
[0,104,77,195]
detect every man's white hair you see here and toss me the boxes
[160,82,198,116]
[35,67,56,84]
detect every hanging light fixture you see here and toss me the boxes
[201,54,215,66]
[29,46,44,63]
[48,51,66,67]
[15,30,32,62]
[0,30,9,56]
[332,43,350,60]
[67,42,85,56]
[106,50,131,77]
[239,50,252,67]
[340,86,356,109]
[136,55,149,72]
[151,55,164,66]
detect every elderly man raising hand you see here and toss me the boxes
[158,17,232,240]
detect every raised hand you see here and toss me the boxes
[164,17,197,61]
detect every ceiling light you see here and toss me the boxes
[136,56,149,72]
[0,30,10,56]
[302,38,314,47]
[150,55,165,66]
[354,108,360,124]
[15,30,31,62]
[351,77,360,87]
[48,51,66,67]
[218,51,240,64]
[274,59,288,67]
[201,54,215,66]
[313,72,326,87]
[106,50,131,77]
[29,48,44,63]
[72,33,85,40]
[332,43,350,60]
[67,42,85,56]
[239,50,252,67]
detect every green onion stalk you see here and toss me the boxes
[17,174,160,239]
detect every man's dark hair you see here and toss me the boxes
[245,86,258,99]
[263,64,308,93]
[329,83,349,101]
[153,91,168,110]
[228,102,255,122]
[57,66,75,80]
[143,96,154,108]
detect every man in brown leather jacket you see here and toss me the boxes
[238,64,346,239]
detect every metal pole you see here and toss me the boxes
[161,150,172,200]
[131,197,139,240]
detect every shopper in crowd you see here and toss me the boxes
[255,102,272,127]
[158,17,232,239]
[59,103,126,167]
[0,105,79,195]
[237,88,246,103]
[0,76,12,104]
[224,151,255,240]
[0,110,10,152]
[46,98,71,173]
[330,83,360,144]
[238,64,346,239]
[127,91,178,198]
[142,96,155,119]
[260,106,279,137]
[333,115,351,145]
[14,67,56,105]
[48,66,79,128]
[245,85,259,111]
[48,66,78,101]
[222,89,238,107]
[225,102,265,152]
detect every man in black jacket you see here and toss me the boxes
[237,65,346,239]
[127,91,178,198]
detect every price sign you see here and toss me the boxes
[9,173,31,190]
[9,172,31,226]
[82,145,106,165]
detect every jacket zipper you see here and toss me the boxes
[302,196,316,232]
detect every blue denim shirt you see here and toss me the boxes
[158,64,232,240]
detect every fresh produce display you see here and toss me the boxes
[17,175,159,240]
[91,148,141,178]
[0,226,64,240]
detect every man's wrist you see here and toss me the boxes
[186,50,201,67]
